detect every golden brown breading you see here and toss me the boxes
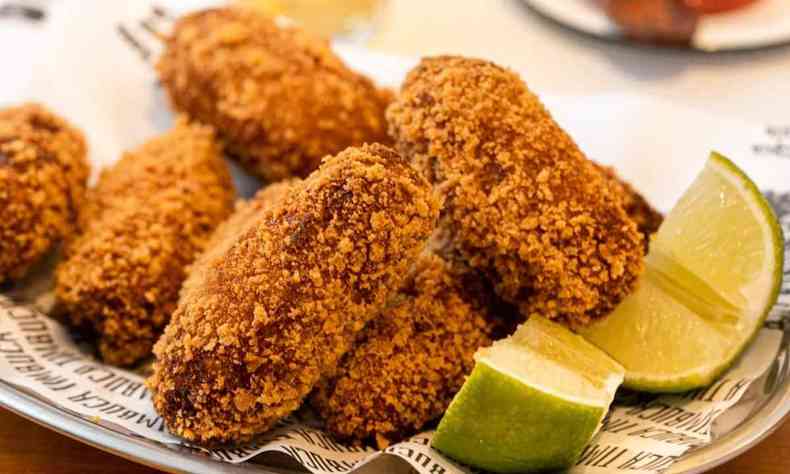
[183,180,298,299]
[158,7,392,182]
[596,163,663,249]
[0,104,89,284]
[388,56,645,327]
[311,252,496,448]
[148,144,440,445]
[428,225,524,338]
[55,119,235,367]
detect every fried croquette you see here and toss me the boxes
[0,104,89,284]
[311,253,496,448]
[158,7,392,182]
[388,56,645,327]
[148,144,440,445]
[187,180,298,288]
[428,223,524,339]
[604,0,699,45]
[55,120,235,366]
[596,163,663,247]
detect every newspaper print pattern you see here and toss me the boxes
[764,191,790,323]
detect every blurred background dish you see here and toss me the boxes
[686,0,759,15]
[522,0,790,51]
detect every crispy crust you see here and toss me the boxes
[55,119,235,366]
[596,163,663,250]
[310,252,496,448]
[428,225,524,338]
[183,180,298,299]
[0,104,89,283]
[149,144,440,445]
[388,56,645,326]
[158,7,392,182]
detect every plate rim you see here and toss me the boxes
[669,343,790,473]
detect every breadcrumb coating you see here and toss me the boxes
[0,104,89,284]
[158,7,392,182]
[149,144,440,445]
[428,223,524,338]
[186,180,298,297]
[55,120,235,366]
[596,163,663,249]
[388,56,645,326]
[311,252,497,448]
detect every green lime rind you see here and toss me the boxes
[583,152,785,394]
[709,152,785,312]
[432,361,605,473]
[708,152,785,329]
[624,153,785,393]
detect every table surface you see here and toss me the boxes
[2,0,789,473]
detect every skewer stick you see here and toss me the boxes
[116,6,172,63]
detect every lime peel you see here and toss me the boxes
[581,152,784,392]
[432,317,623,473]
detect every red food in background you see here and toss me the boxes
[599,0,760,46]
[685,0,759,14]
[602,0,699,44]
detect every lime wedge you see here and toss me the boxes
[581,152,784,392]
[432,316,624,473]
